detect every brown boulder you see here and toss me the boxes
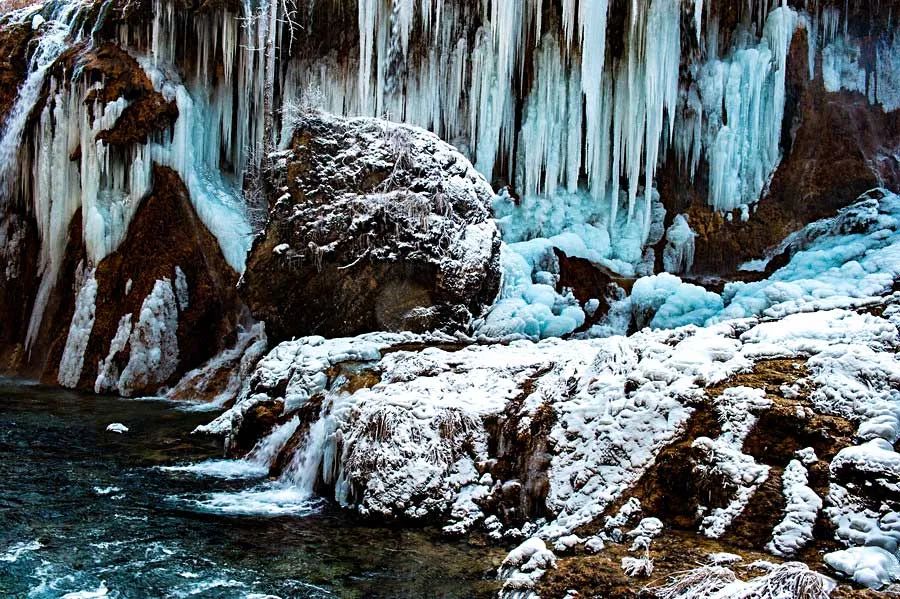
[241,112,501,341]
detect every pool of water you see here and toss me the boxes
[0,378,502,598]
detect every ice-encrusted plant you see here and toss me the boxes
[377,125,415,193]
[649,565,738,599]
[648,562,832,599]
[281,83,326,128]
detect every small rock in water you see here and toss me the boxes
[60,581,109,598]
[106,423,129,434]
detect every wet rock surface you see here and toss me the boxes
[241,112,501,341]
[0,18,33,121]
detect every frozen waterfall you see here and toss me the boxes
[1,0,893,348]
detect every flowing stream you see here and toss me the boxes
[0,378,502,598]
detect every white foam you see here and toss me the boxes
[160,460,268,480]
[180,484,322,517]
[0,539,42,562]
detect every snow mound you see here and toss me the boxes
[824,546,900,589]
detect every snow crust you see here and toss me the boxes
[824,546,900,589]
[767,454,822,557]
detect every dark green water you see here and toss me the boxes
[0,378,501,598]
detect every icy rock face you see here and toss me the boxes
[0,6,245,386]
[241,111,501,341]
[57,267,98,388]
[167,322,268,407]
[61,166,241,396]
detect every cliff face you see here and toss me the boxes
[3,2,900,596]
[0,0,898,384]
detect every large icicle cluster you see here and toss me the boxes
[3,0,889,330]
[2,0,264,351]
[690,8,803,212]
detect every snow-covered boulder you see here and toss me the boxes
[241,111,501,341]
[825,546,900,589]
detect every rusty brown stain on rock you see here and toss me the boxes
[75,165,240,395]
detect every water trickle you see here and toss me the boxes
[281,412,328,494]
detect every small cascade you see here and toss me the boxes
[245,416,302,469]
[164,416,300,479]
[280,413,329,495]
[166,387,357,516]
[271,391,355,506]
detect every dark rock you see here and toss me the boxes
[241,112,501,341]
[78,43,179,148]
[554,248,630,331]
[75,165,242,395]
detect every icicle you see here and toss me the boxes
[358,0,379,115]
[519,35,575,198]
[700,7,802,212]
[641,0,682,242]
[580,0,610,201]
[694,0,704,44]
[0,2,85,199]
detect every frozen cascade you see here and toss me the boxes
[277,389,360,507]
[281,412,331,496]
[182,405,340,515]
[57,268,98,388]
[245,417,302,470]
[116,278,180,396]
[518,34,582,198]
[0,1,88,198]
[8,0,266,346]
[281,0,702,243]
[1,0,877,352]
[823,33,900,112]
[662,214,696,275]
[24,79,135,351]
[695,7,804,212]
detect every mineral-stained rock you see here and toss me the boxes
[73,165,241,396]
[76,43,179,148]
[0,19,33,121]
[659,28,900,277]
[241,112,501,341]
[5,164,243,395]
